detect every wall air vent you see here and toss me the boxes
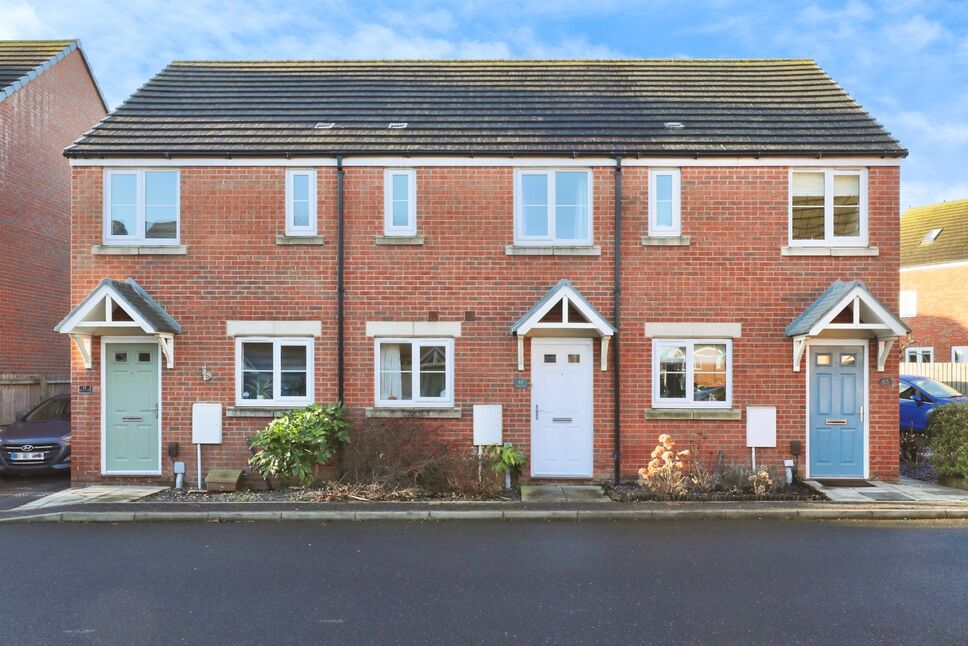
[388,122,408,129]
[314,122,335,129]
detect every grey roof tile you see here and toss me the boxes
[0,40,76,98]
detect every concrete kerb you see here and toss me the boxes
[2,506,967,523]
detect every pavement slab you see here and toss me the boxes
[15,485,166,510]
[521,484,611,503]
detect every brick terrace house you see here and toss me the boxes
[57,60,908,485]
[899,199,968,364]
[0,40,107,423]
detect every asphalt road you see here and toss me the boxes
[1,520,966,645]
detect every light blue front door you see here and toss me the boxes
[809,346,865,478]
[105,343,160,473]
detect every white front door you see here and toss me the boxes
[530,338,593,478]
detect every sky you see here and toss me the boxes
[2,0,966,210]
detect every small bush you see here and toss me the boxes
[900,431,930,469]
[638,434,691,497]
[248,404,350,487]
[421,451,502,498]
[689,460,715,493]
[341,419,440,488]
[715,463,753,493]
[927,403,968,479]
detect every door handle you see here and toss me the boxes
[535,404,539,421]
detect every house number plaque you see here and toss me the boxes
[513,377,530,390]
[878,377,892,387]
[78,385,93,394]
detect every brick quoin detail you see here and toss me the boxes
[0,50,106,375]
[68,164,901,484]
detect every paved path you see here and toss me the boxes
[806,476,968,503]
[15,484,165,509]
[520,484,611,503]
[1,520,966,645]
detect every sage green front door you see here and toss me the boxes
[105,343,159,473]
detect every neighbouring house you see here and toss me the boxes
[0,40,107,424]
[58,59,907,485]
[899,199,968,364]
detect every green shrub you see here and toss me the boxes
[483,443,526,474]
[248,404,350,486]
[927,403,968,479]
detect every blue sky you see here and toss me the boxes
[3,0,966,209]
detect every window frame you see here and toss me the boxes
[899,290,917,318]
[383,169,417,236]
[234,336,315,407]
[648,168,681,237]
[373,337,455,408]
[904,346,934,364]
[651,338,733,409]
[513,168,594,246]
[103,169,181,245]
[788,168,868,247]
[952,346,968,364]
[285,169,317,236]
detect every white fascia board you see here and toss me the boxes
[70,156,902,168]
[901,259,968,273]
[645,322,742,338]
[226,320,322,337]
[366,321,462,337]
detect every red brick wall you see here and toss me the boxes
[900,264,968,361]
[68,163,901,483]
[0,49,106,374]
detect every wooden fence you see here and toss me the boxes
[900,362,968,394]
[0,375,70,426]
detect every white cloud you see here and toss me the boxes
[0,1,41,39]
[884,14,946,51]
[887,111,968,146]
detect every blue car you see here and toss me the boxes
[899,375,968,433]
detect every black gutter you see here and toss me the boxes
[613,155,622,485]
[336,156,345,405]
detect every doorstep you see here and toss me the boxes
[13,485,166,510]
[804,477,968,503]
[520,485,613,503]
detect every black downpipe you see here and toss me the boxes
[336,156,345,405]
[613,156,622,485]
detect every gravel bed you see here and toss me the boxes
[604,481,826,502]
[144,483,521,503]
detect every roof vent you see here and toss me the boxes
[663,121,685,129]
[388,122,408,129]
[922,227,943,244]
[314,122,335,129]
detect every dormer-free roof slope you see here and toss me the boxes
[0,39,107,109]
[64,59,905,158]
[900,198,968,268]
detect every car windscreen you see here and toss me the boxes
[25,398,70,421]
[909,378,963,399]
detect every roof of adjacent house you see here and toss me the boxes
[64,59,905,158]
[0,40,107,110]
[900,199,968,268]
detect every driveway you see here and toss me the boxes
[1,520,966,644]
[0,472,69,510]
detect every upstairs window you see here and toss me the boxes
[515,170,592,245]
[790,169,867,247]
[285,169,317,236]
[648,169,681,236]
[104,170,179,245]
[384,169,417,236]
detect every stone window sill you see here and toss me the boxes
[92,244,187,255]
[641,235,691,246]
[276,235,325,245]
[365,406,462,419]
[644,408,741,420]
[375,235,425,245]
[505,245,601,256]
[226,406,299,418]
[780,246,879,257]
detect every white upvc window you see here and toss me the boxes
[285,169,317,236]
[789,168,867,247]
[905,347,933,364]
[374,337,454,407]
[648,169,681,236]
[514,169,593,245]
[384,169,417,236]
[652,339,732,409]
[235,337,314,407]
[952,347,968,363]
[103,169,180,245]
[899,290,917,318]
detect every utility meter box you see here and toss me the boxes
[192,402,223,444]
[746,406,777,448]
[472,404,503,446]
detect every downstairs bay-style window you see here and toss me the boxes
[653,339,732,408]
[375,338,453,407]
[514,169,592,245]
[236,337,314,407]
[790,169,867,247]
[104,169,180,244]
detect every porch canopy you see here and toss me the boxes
[511,279,615,371]
[55,278,181,369]
[785,279,908,373]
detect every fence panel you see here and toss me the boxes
[900,362,968,394]
[0,375,70,426]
